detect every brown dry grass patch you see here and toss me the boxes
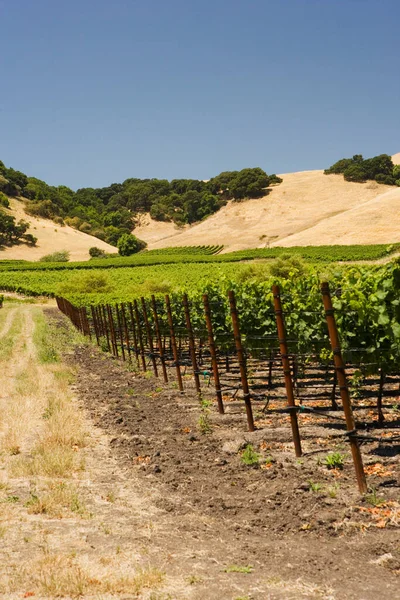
[1,552,164,598]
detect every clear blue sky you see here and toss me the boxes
[0,0,399,189]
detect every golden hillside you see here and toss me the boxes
[2,198,116,261]
[2,153,400,260]
[134,167,400,252]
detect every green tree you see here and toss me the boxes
[0,192,10,208]
[89,247,106,258]
[343,164,368,182]
[117,233,147,256]
[229,168,270,200]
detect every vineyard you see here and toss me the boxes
[0,242,398,272]
[55,260,400,493]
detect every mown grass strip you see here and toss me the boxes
[0,309,23,362]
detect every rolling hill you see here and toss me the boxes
[134,166,400,252]
[1,153,399,259]
[1,198,116,261]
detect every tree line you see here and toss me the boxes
[0,160,282,247]
[325,153,400,185]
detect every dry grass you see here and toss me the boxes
[0,308,23,361]
[2,552,164,598]
[7,309,88,476]
[2,196,115,261]
[26,481,86,518]
[135,165,400,251]
[11,445,85,478]
[0,307,167,599]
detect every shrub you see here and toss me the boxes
[343,164,368,182]
[117,233,147,256]
[0,175,19,196]
[57,272,111,295]
[269,255,307,279]
[25,200,59,219]
[326,153,397,186]
[53,216,65,226]
[23,233,37,246]
[375,174,395,185]
[89,247,106,259]
[0,192,9,208]
[64,216,83,229]
[39,250,70,263]
[78,221,92,233]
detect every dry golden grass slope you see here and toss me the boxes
[135,153,400,252]
[2,198,116,261]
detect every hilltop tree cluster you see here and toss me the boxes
[325,153,400,185]
[0,160,282,247]
[0,173,37,249]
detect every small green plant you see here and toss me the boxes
[106,491,116,503]
[324,452,344,470]
[200,398,212,409]
[224,564,253,574]
[3,495,19,503]
[349,369,364,399]
[187,575,202,585]
[240,444,260,466]
[327,483,340,498]
[365,487,386,507]
[308,480,322,492]
[198,413,212,434]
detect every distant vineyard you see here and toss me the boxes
[215,243,400,263]
[144,245,224,255]
[0,243,398,272]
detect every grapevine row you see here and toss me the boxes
[56,281,400,492]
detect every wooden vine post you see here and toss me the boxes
[106,304,118,357]
[165,294,184,392]
[133,300,147,371]
[90,306,100,346]
[141,297,159,377]
[272,285,302,457]
[128,302,141,369]
[101,305,111,353]
[115,304,126,361]
[203,294,224,414]
[321,282,367,494]
[120,303,132,362]
[228,290,255,432]
[151,295,168,383]
[182,293,201,395]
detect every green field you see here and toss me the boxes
[1,242,400,375]
[0,243,398,306]
[0,243,398,273]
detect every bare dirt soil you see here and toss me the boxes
[57,309,400,600]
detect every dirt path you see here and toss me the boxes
[0,305,399,599]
